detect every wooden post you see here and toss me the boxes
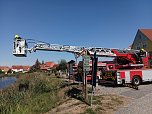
[85,69,88,100]
[83,57,85,97]
[83,50,90,101]
[91,51,98,106]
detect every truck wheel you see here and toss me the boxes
[132,76,141,86]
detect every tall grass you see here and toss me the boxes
[0,72,62,114]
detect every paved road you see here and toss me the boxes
[94,83,152,114]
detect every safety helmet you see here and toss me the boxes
[15,34,19,38]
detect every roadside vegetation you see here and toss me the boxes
[0,59,70,114]
[0,72,66,114]
[0,59,127,114]
[0,71,127,114]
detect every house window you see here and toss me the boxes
[139,34,142,40]
[142,36,146,41]
[143,43,147,48]
[136,43,140,50]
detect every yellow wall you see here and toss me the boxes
[132,31,152,52]
[132,31,152,68]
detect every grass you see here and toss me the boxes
[95,106,105,112]
[0,72,64,114]
[84,108,96,114]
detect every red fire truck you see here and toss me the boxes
[99,49,151,86]
[13,35,152,86]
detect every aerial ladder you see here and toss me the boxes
[13,35,151,86]
[13,38,117,57]
[13,35,140,58]
[13,36,145,69]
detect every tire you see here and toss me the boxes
[114,80,117,86]
[132,76,141,86]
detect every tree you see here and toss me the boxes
[35,59,41,69]
[57,59,67,72]
[0,69,4,74]
[29,59,41,72]
[7,69,12,74]
[42,60,44,64]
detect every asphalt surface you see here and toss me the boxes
[94,83,152,114]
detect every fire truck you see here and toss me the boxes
[98,49,151,86]
[13,35,152,86]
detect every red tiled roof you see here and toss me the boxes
[22,66,30,71]
[12,65,31,71]
[0,66,10,70]
[40,61,57,70]
[139,29,152,41]
[45,62,55,67]
[12,65,23,70]
[53,64,58,68]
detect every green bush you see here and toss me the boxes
[0,69,4,74]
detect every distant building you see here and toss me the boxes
[0,66,11,74]
[12,65,30,73]
[22,66,30,73]
[12,65,23,72]
[40,61,57,71]
[131,29,152,55]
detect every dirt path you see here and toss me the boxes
[46,98,88,114]
[45,93,130,114]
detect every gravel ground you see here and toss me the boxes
[116,84,152,114]
[116,92,152,114]
[94,83,152,114]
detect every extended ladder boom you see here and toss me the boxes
[32,43,117,56]
[13,36,139,57]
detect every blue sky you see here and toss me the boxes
[0,0,152,66]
